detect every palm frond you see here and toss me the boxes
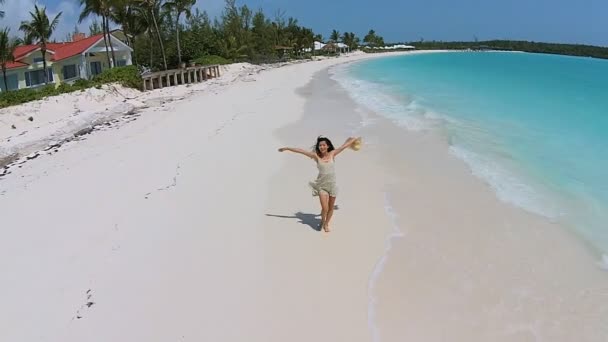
[49,12,63,32]
[79,6,94,23]
[18,5,61,46]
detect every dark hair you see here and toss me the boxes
[315,136,335,156]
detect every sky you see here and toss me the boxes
[1,0,606,46]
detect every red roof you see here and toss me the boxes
[46,42,68,51]
[53,34,104,61]
[7,33,106,70]
[13,45,39,59]
[5,61,28,69]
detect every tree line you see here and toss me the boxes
[0,0,384,80]
[326,29,385,50]
[412,40,608,59]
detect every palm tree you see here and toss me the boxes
[22,32,34,45]
[342,32,359,51]
[111,0,147,64]
[0,28,20,91]
[162,0,195,66]
[19,5,62,85]
[79,0,115,68]
[137,0,167,70]
[104,11,117,65]
[298,27,314,55]
[330,29,340,42]
[364,29,383,47]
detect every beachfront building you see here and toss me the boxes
[369,44,416,50]
[303,41,326,53]
[305,41,351,54]
[319,42,351,54]
[1,32,133,92]
[336,42,350,53]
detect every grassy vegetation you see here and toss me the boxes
[0,66,142,109]
[193,55,231,66]
[91,65,142,89]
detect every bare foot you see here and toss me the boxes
[323,224,331,232]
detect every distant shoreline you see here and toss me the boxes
[401,40,608,60]
[364,47,608,61]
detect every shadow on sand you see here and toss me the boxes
[266,206,339,232]
[266,212,321,231]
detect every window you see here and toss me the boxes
[116,59,127,67]
[90,61,102,76]
[33,57,44,63]
[0,74,19,91]
[25,68,54,87]
[62,64,79,80]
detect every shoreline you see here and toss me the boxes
[321,60,608,340]
[264,62,398,341]
[269,59,608,341]
[330,52,608,264]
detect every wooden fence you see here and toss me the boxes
[142,65,221,91]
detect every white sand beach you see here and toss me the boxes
[1,50,607,342]
[0,62,267,168]
[0,52,395,341]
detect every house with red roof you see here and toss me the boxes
[1,32,133,92]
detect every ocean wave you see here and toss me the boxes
[331,63,564,219]
[333,53,608,262]
[330,64,432,131]
[449,145,559,219]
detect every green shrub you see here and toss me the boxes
[193,55,231,66]
[247,55,282,64]
[0,66,143,109]
[92,65,142,90]
[0,88,40,108]
[72,78,94,89]
[37,84,60,98]
[55,83,73,93]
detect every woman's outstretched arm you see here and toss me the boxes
[278,147,317,159]
[332,137,359,157]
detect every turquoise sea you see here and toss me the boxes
[333,52,608,259]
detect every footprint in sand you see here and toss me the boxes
[74,289,96,320]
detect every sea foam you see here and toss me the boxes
[330,63,557,220]
[330,64,431,131]
[367,192,405,342]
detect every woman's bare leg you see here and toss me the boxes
[324,196,337,232]
[319,193,330,232]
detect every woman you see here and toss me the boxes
[278,136,359,232]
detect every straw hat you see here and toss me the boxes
[350,137,362,151]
